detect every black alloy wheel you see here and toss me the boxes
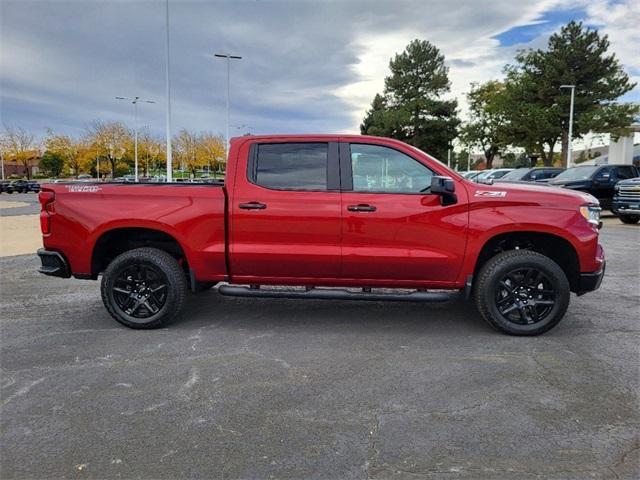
[495,268,556,325]
[101,247,188,329]
[112,264,168,319]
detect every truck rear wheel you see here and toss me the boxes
[101,247,188,329]
[474,250,570,336]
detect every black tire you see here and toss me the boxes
[619,215,640,224]
[101,247,188,329]
[474,250,570,336]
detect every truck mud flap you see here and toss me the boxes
[218,285,450,302]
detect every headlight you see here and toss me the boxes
[580,204,601,226]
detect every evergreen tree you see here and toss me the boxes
[500,21,638,166]
[361,40,460,161]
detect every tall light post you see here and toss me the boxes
[560,84,576,168]
[116,96,155,181]
[214,53,242,152]
[164,0,173,181]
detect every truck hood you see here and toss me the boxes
[548,178,590,188]
[465,180,598,208]
[616,177,640,186]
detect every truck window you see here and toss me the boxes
[616,166,636,180]
[254,143,328,190]
[350,144,433,193]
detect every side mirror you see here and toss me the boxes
[430,176,457,206]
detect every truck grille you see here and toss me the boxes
[618,185,640,199]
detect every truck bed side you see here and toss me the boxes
[41,183,228,282]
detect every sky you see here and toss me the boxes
[1,0,639,149]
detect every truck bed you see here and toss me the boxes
[41,182,228,282]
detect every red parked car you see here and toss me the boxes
[37,135,605,335]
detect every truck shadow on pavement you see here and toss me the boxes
[171,290,492,335]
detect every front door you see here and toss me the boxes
[339,142,468,285]
[230,141,342,281]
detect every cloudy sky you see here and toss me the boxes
[1,0,638,146]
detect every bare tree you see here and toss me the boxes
[2,125,38,178]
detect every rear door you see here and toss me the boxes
[229,141,342,281]
[339,142,468,285]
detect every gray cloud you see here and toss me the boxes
[1,0,637,142]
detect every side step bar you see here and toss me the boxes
[218,285,450,303]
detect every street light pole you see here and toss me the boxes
[116,96,155,181]
[214,53,242,152]
[165,0,173,181]
[560,84,576,168]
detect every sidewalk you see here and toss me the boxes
[0,214,41,257]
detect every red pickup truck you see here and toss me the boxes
[37,135,605,335]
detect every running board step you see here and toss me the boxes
[218,285,450,302]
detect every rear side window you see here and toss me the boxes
[252,143,328,190]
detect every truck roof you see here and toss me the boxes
[230,134,401,143]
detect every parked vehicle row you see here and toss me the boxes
[548,164,639,211]
[496,167,564,183]
[0,180,41,194]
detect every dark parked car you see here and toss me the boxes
[497,167,564,184]
[0,180,15,194]
[549,164,639,211]
[10,180,41,193]
[612,177,640,224]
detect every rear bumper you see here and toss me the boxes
[37,248,71,278]
[577,261,605,296]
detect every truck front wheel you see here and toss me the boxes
[101,247,188,329]
[474,250,570,336]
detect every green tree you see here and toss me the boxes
[500,21,638,166]
[39,151,65,177]
[361,39,460,160]
[460,81,507,169]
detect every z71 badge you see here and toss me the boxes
[475,190,507,198]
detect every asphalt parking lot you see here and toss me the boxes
[1,215,638,479]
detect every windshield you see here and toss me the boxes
[553,166,599,182]
[499,169,529,181]
[475,170,494,180]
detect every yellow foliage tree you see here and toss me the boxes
[84,121,132,177]
[174,129,208,177]
[44,130,83,177]
[197,132,226,178]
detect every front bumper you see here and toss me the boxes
[612,198,640,216]
[37,248,71,278]
[577,261,605,296]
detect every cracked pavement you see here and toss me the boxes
[1,221,638,479]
